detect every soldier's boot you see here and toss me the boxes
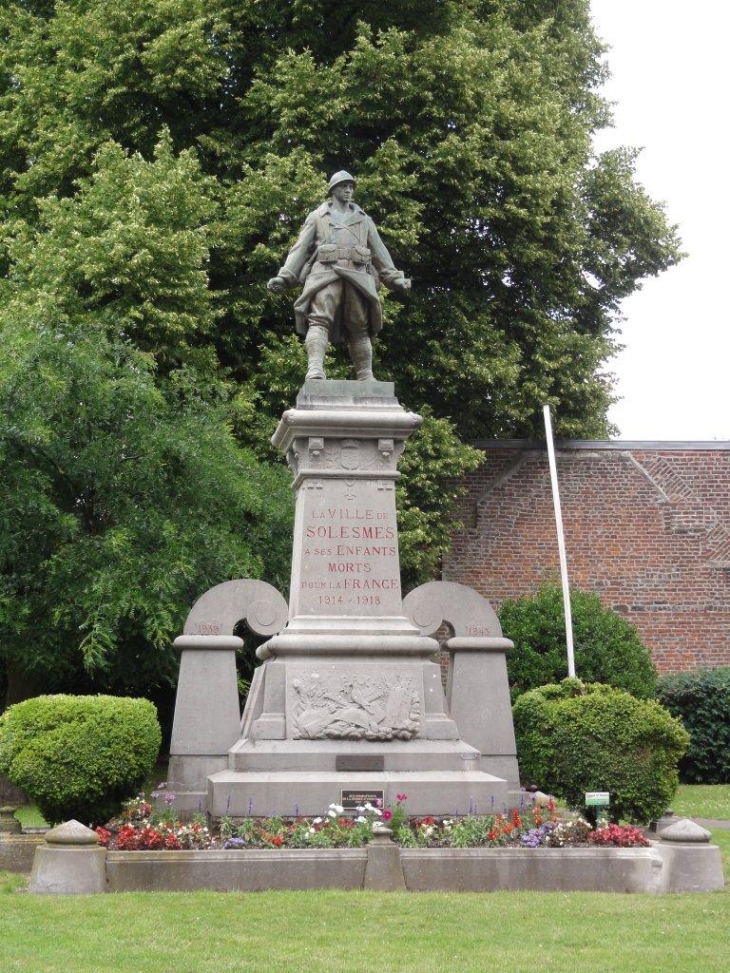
[349,335,375,382]
[304,325,328,380]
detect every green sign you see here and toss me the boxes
[585,791,610,807]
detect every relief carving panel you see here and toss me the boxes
[288,669,421,741]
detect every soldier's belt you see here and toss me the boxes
[317,244,371,264]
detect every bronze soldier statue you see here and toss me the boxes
[268,171,411,381]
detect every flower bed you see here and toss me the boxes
[95,790,650,853]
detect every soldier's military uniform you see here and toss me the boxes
[271,171,409,381]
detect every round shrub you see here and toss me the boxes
[513,679,689,824]
[657,667,730,784]
[499,586,657,702]
[0,695,161,826]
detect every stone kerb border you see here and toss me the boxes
[27,820,726,894]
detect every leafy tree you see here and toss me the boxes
[0,1,683,696]
[0,135,292,704]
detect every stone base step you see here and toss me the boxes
[207,769,509,818]
[228,738,486,774]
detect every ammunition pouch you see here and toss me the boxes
[317,244,371,265]
[317,244,338,263]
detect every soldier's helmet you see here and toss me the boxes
[328,170,356,192]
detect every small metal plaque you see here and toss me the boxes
[341,789,384,810]
[335,755,385,772]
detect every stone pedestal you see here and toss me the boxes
[207,382,510,817]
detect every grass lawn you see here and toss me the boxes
[0,883,728,973]
[671,784,730,821]
[2,784,727,973]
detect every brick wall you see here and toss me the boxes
[443,442,730,675]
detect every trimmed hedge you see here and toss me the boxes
[0,694,161,825]
[657,667,730,784]
[499,586,657,702]
[513,679,689,824]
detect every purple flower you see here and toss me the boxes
[224,837,247,849]
[164,792,176,806]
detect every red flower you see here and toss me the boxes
[95,827,111,848]
[382,809,393,822]
[273,835,283,847]
[117,824,143,850]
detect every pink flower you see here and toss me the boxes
[396,793,407,803]
[382,809,393,822]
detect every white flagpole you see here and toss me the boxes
[542,405,576,679]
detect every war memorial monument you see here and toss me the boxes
[167,171,521,818]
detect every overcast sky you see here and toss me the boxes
[589,0,729,442]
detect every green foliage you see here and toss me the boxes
[657,667,730,785]
[396,409,483,588]
[0,0,683,441]
[499,586,657,702]
[513,679,689,823]
[0,695,162,825]
[0,134,293,701]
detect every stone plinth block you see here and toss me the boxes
[364,827,406,891]
[273,382,422,638]
[29,821,107,894]
[168,635,243,816]
[170,635,243,756]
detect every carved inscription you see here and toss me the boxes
[290,671,421,741]
[298,484,402,614]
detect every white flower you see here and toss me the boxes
[328,804,344,815]
[313,817,323,824]
[327,809,337,818]
[355,816,366,824]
